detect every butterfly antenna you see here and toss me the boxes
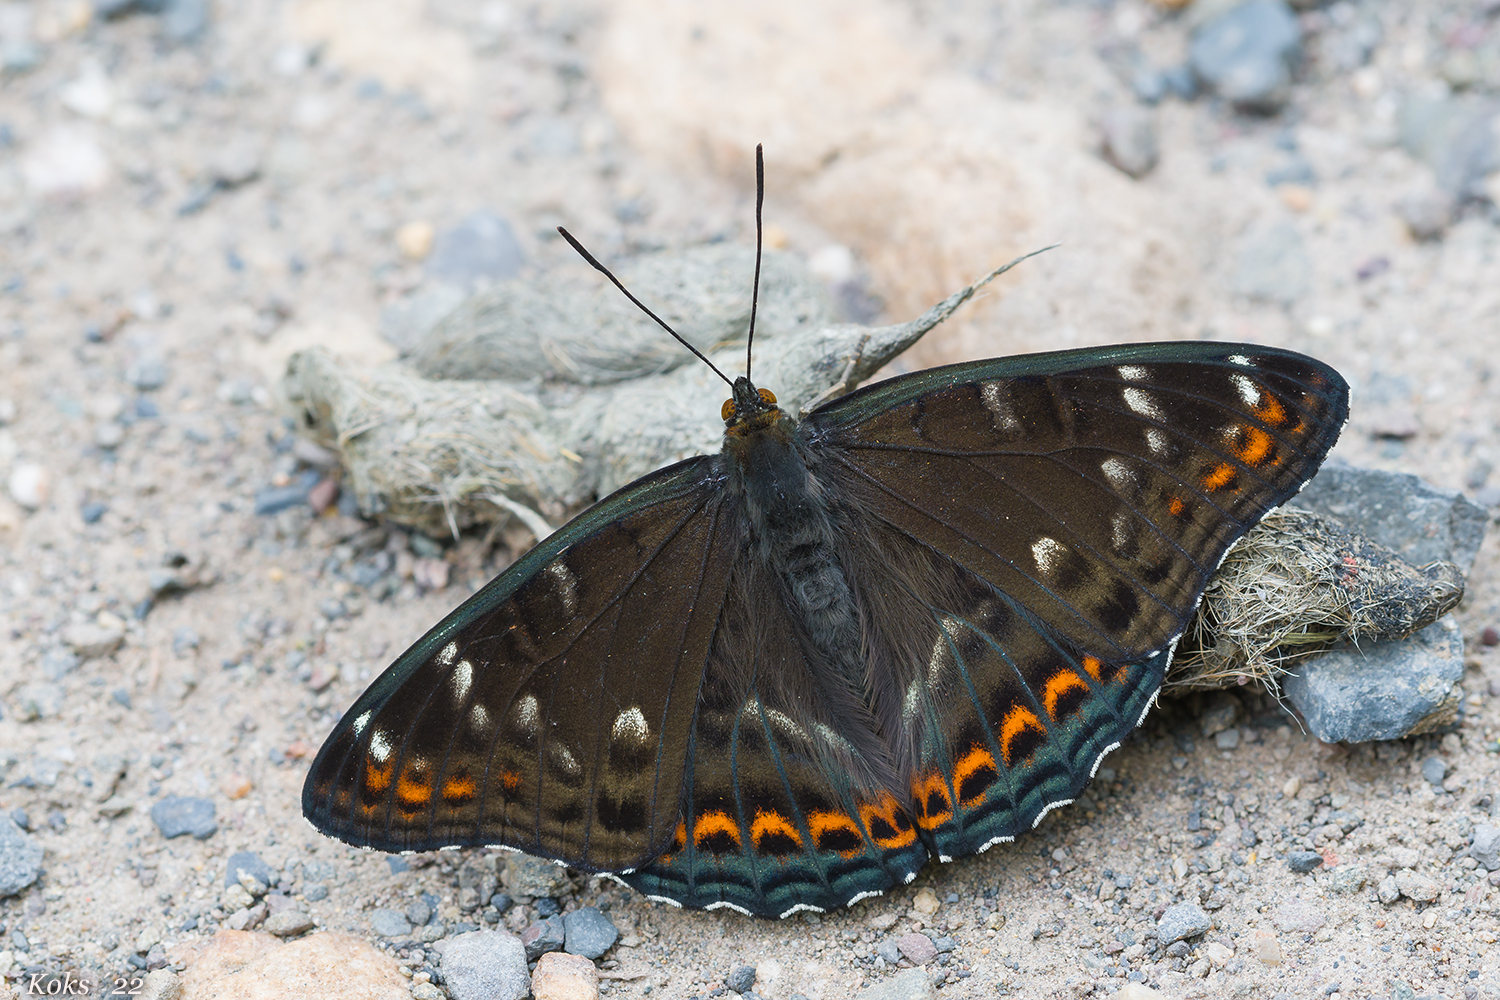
[746,143,765,382]
[556,226,735,389]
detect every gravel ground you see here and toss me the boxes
[1,1,1498,999]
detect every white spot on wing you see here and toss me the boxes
[611,706,648,744]
[449,659,473,704]
[1231,373,1261,407]
[1122,387,1165,421]
[512,694,540,735]
[550,744,581,776]
[368,728,393,763]
[468,702,491,732]
[778,903,825,918]
[1228,354,1253,367]
[437,641,458,667]
[1111,511,1133,553]
[938,854,953,863]
[980,382,1022,433]
[352,710,372,736]
[1145,427,1170,457]
[543,561,580,615]
[903,872,918,884]
[1117,365,1148,381]
[1032,537,1067,577]
[1101,457,1135,491]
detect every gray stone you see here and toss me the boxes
[1421,756,1448,785]
[1395,870,1441,902]
[161,0,210,43]
[896,931,937,965]
[61,622,124,659]
[41,648,81,680]
[1396,187,1455,242]
[264,910,314,937]
[0,818,43,897]
[1376,874,1400,904]
[1295,465,1488,575]
[405,897,433,926]
[225,851,272,888]
[426,210,524,287]
[1272,896,1326,933]
[726,963,757,993]
[437,929,528,1000]
[1233,221,1311,304]
[14,682,65,721]
[521,915,566,960]
[1283,616,1465,742]
[1287,851,1323,873]
[1156,902,1212,944]
[562,906,617,959]
[1200,693,1240,736]
[303,883,328,902]
[1190,0,1302,112]
[149,796,216,839]
[1469,825,1500,871]
[1328,865,1368,893]
[1396,94,1500,200]
[502,854,572,898]
[369,908,411,938]
[1214,727,1241,750]
[857,967,935,1000]
[1099,105,1159,178]
[876,937,902,963]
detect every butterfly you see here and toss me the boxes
[303,148,1348,918]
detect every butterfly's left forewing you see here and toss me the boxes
[302,457,738,872]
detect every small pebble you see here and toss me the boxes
[437,930,529,1000]
[0,818,43,897]
[725,964,756,994]
[426,209,524,286]
[405,898,433,926]
[303,884,328,902]
[895,931,937,965]
[7,462,49,510]
[1189,0,1302,112]
[264,911,314,937]
[80,500,109,524]
[369,908,411,938]
[1394,870,1440,902]
[149,796,217,839]
[396,220,436,260]
[1098,105,1159,178]
[1480,626,1499,646]
[1156,903,1211,944]
[1470,825,1500,871]
[1287,850,1324,873]
[522,915,567,960]
[1420,756,1448,785]
[562,907,618,960]
[529,950,596,1000]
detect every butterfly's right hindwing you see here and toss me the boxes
[301,456,738,871]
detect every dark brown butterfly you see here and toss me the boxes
[303,148,1347,917]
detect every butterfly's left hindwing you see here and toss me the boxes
[301,457,738,871]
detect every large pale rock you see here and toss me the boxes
[175,930,408,1000]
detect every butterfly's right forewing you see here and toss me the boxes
[302,457,738,872]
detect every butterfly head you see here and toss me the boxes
[723,376,781,436]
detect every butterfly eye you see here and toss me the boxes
[722,399,736,422]
[758,388,777,405]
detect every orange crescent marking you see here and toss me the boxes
[1254,390,1288,427]
[750,808,803,853]
[442,774,477,804]
[692,809,742,850]
[364,760,393,794]
[1042,669,1090,722]
[1234,426,1274,467]
[911,771,954,830]
[857,794,917,851]
[1082,654,1104,681]
[1168,496,1187,518]
[999,705,1047,767]
[807,809,865,858]
[396,769,432,809]
[499,770,523,792]
[953,746,999,807]
[1202,462,1237,491]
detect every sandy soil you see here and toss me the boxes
[1,0,1498,998]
